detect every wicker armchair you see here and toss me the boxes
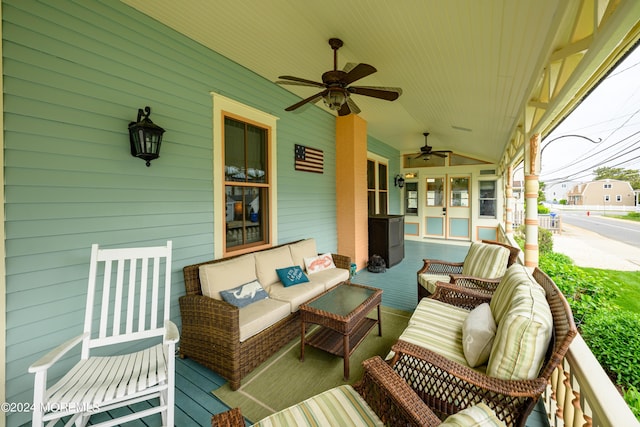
[180,240,351,390]
[417,239,520,301]
[211,355,444,426]
[395,267,577,427]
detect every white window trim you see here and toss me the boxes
[211,92,279,258]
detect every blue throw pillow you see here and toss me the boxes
[220,280,269,308]
[276,266,309,287]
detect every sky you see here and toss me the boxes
[539,43,640,186]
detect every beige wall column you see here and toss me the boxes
[336,114,368,270]
[524,133,541,268]
[505,165,514,236]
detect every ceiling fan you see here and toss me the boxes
[414,132,453,160]
[276,38,402,116]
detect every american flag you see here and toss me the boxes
[295,144,324,174]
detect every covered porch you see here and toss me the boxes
[2,1,640,426]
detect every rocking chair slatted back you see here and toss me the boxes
[83,242,173,357]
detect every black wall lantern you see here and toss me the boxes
[394,174,405,188]
[128,106,165,166]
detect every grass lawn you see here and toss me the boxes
[583,268,640,313]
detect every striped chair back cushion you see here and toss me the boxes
[461,242,510,279]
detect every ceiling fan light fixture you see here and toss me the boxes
[323,88,347,110]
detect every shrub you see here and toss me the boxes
[580,310,640,391]
[538,252,618,327]
[512,225,553,255]
[624,385,640,419]
[538,204,550,214]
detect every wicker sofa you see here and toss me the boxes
[180,239,351,390]
[393,263,577,426]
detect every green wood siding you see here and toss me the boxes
[2,1,341,424]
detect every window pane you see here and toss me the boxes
[225,186,267,248]
[378,164,388,190]
[224,118,246,181]
[246,124,267,183]
[368,191,375,216]
[450,177,469,207]
[479,180,496,218]
[426,178,444,206]
[405,182,418,215]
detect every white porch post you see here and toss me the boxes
[505,165,514,236]
[524,133,541,268]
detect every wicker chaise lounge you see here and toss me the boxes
[180,240,351,390]
[393,266,577,427]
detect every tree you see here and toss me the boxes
[594,167,640,189]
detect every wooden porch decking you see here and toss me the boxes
[33,240,549,426]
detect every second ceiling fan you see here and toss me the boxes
[414,132,452,160]
[276,38,402,116]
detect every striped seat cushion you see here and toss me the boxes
[440,402,506,426]
[461,242,510,279]
[398,298,475,367]
[487,264,552,380]
[252,385,383,427]
[418,273,451,293]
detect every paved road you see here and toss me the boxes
[559,211,640,249]
[550,212,640,271]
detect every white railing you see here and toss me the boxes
[544,334,639,427]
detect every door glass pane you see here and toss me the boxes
[450,177,470,207]
[367,160,375,189]
[426,178,444,206]
[378,192,388,214]
[378,164,388,190]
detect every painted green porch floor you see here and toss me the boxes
[30,239,550,426]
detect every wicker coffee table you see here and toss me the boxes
[299,282,383,380]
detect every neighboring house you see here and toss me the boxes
[544,181,580,203]
[566,179,636,206]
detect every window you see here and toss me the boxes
[616,195,622,202]
[479,180,497,218]
[404,182,418,215]
[212,92,278,258]
[604,183,612,189]
[224,117,269,251]
[367,156,388,215]
[604,195,610,202]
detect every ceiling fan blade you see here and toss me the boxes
[337,99,352,116]
[276,80,324,88]
[348,86,402,101]
[342,63,377,85]
[342,62,358,73]
[285,90,328,111]
[277,75,325,88]
[432,152,447,158]
[343,97,361,115]
[413,153,428,160]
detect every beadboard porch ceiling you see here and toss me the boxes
[123,0,640,165]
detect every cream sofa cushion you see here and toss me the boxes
[289,238,318,270]
[238,298,291,342]
[255,245,295,289]
[307,267,349,290]
[461,242,510,278]
[269,281,326,312]
[199,254,256,300]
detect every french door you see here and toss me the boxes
[424,175,470,240]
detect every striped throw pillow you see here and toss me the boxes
[439,402,506,426]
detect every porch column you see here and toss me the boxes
[505,165,514,236]
[524,133,541,268]
[336,114,368,270]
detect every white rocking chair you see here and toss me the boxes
[29,241,179,427]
